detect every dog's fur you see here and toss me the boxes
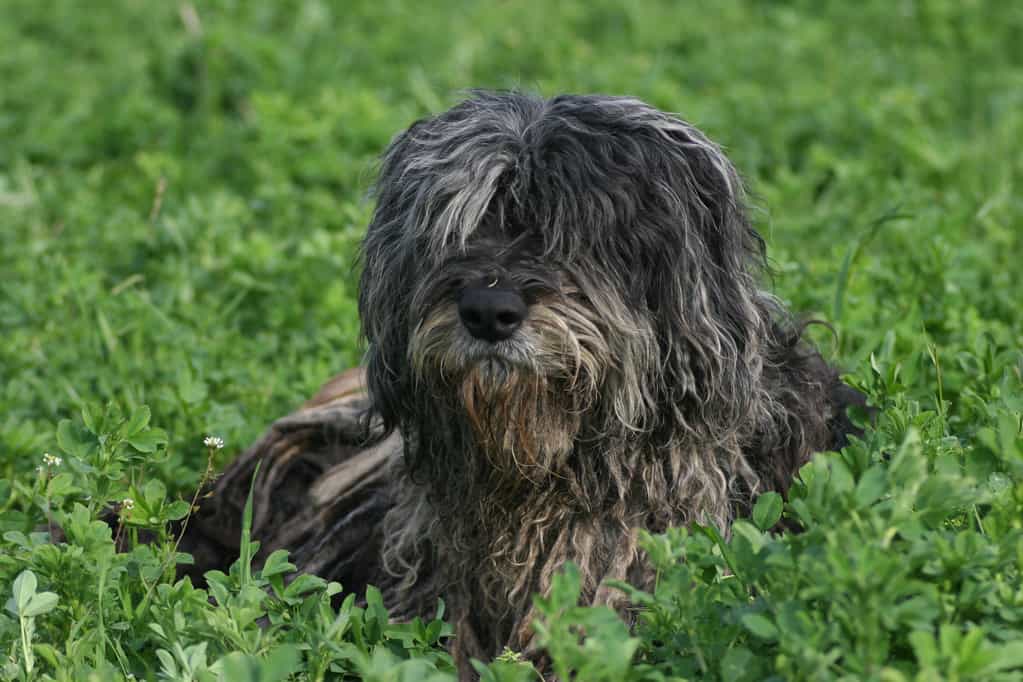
[349,91,863,672]
[178,91,864,678]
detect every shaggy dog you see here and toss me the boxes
[187,91,864,677]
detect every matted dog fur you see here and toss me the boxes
[183,91,864,677]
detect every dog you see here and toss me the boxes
[187,90,864,678]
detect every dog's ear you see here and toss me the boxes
[358,237,411,433]
[357,123,431,432]
[639,113,772,436]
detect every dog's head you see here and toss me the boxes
[359,91,773,481]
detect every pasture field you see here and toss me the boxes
[1,1,1021,680]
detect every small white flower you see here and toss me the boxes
[121,498,135,510]
[203,436,225,450]
[42,453,62,467]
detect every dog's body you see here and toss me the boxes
[187,92,864,677]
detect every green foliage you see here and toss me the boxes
[1,0,1021,679]
[615,386,1023,681]
[5,570,60,680]
[532,565,640,681]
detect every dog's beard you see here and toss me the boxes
[409,302,601,482]
[458,360,579,480]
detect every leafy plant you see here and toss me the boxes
[5,571,60,680]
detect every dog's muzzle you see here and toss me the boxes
[457,286,527,343]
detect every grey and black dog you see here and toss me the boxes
[357,91,863,670]
[186,90,865,677]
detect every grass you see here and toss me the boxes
[1,1,1021,680]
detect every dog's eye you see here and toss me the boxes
[518,273,559,302]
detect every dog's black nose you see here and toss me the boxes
[458,287,527,342]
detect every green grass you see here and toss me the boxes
[1,1,1021,680]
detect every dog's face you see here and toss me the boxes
[359,92,770,479]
